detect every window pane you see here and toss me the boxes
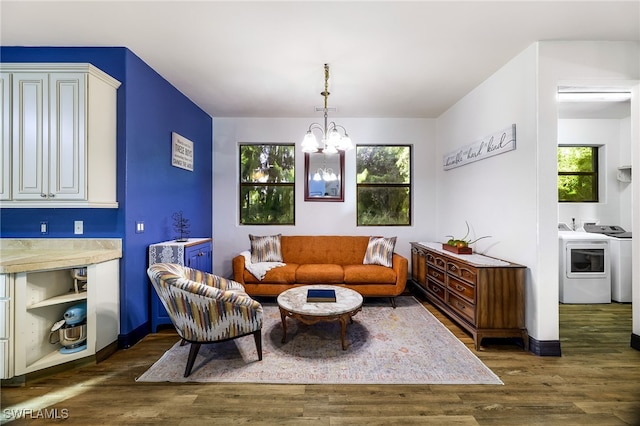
[557,146,598,202]
[356,146,411,184]
[558,146,594,172]
[240,185,294,225]
[357,186,410,226]
[558,175,596,202]
[240,144,295,183]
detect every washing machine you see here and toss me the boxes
[584,224,632,303]
[558,226,611,304]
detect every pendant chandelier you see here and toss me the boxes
[301,64,353,154]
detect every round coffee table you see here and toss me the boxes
[277,285,363,350]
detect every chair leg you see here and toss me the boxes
[253,330,263,361]
[184,343,201,377]
[389,297,396,308]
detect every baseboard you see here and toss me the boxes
[96,340,119,362]
[528,336,562,356]
[118,322,149,349]
[631,333,640,351]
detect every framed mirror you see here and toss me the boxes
[304,151,344,202]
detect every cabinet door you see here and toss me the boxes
[0,73,10,201]
[185,243,212,273]
[12,72,49,200]
[48,73,86,200]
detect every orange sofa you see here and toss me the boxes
[232,236,408,305]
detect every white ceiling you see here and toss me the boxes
[1,1,639,119]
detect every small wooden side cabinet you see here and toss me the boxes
[410,242,528,351]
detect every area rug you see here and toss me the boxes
[136,296,502,385]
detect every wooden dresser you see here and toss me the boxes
[410,242,528,351]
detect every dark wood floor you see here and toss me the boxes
[2,296,639,425]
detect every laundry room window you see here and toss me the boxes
[558,145,599,202]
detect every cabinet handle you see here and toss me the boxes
[41,193,47,198]
[455,284,465,292]
[49,193,55,198]
[198,252,203,257]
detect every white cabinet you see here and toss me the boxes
[0,73,9,201]
[12,259,119,376]
[0,63,120,208]
[0,274,14,379]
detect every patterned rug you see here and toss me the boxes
[136,296,502,385]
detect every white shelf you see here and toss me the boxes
[24,345,90,374]
[27,291,87,310]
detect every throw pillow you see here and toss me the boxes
[363,236,397,267]
[249,234,283,263]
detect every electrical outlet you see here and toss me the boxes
[74,220,83,235]
[136,221,144,233]
[40,221,48,235]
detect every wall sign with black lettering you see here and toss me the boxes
[171,132,194,171]
[443,124,516,170]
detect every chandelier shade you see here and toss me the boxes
[301,64,353,153]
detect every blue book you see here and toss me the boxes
[307,288,336,302]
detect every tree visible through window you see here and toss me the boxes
[558,146,599,202]
[356,145,411,226]
[239,144,295,225]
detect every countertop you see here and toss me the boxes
[416,242,520,267]
[0,239,122,273]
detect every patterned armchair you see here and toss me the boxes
[147,263,263,377]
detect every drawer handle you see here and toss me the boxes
[431,271,439,277]
[455,302,466,310]
[455,284,465,292]
[449,264,458,272]
[431,286,440,293]
[436,259,445,267]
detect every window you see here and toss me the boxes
[239,144,295,225]
[558,146,599,202]
[356,145,411,226]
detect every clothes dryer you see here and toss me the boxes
[558,230,611,303]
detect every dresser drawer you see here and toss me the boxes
[446,259,477,284]
[426,251,447,270]
[447,275,475,303]
[426,266,446,286]
[448,292,476,324]
[426,279,446,303]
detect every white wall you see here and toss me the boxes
[537,41,640,340]
[212,117,436,277]
[436,45,543,339]
[558,118,632,230]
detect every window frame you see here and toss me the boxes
[238,143,295,225]
[558,145,599,203]
[355,144,412,226]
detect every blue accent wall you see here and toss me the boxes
[0,47,213,343]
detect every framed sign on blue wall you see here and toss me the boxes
[172,132,194,171]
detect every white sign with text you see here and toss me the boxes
[443,124,516,170]
[172,132,194,171]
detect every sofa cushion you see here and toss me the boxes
[249,234,283,263]
[296,264,344,283]
[281,236,370,265]
[363,236,397,267]
[344,264,397,284]
[243,263,298,284]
